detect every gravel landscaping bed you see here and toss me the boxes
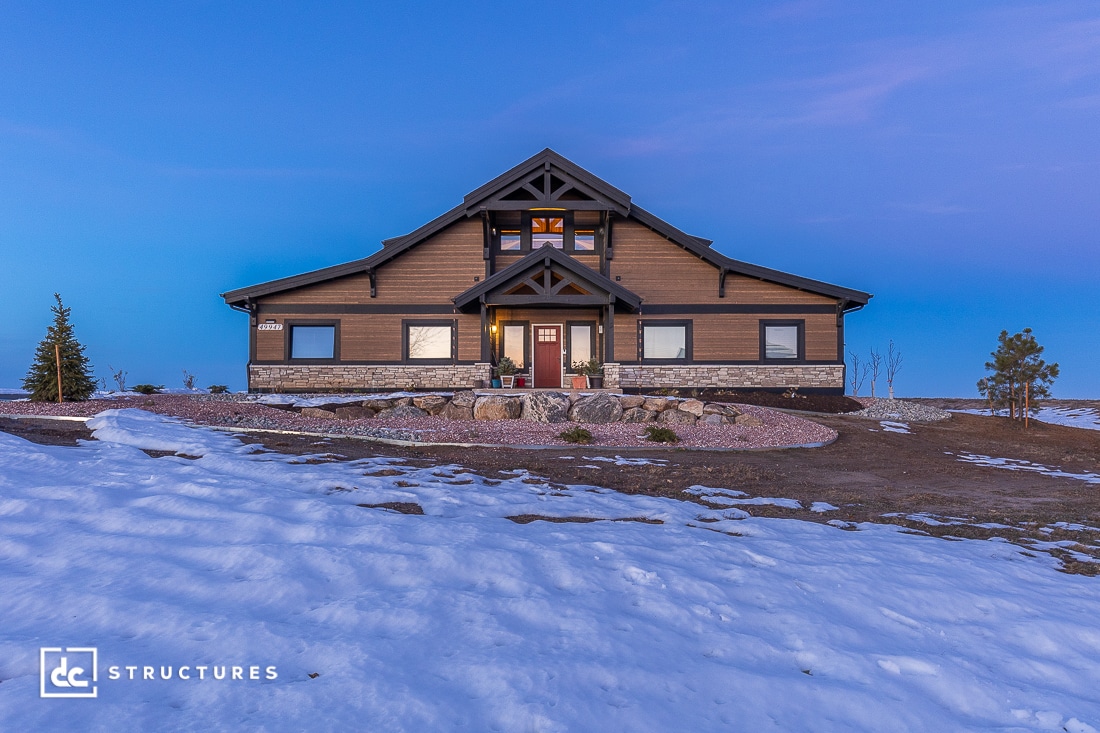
[0,394,836,450]
[852,397,952,422]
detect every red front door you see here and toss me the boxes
[533,326,561,388]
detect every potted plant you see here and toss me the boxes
[496,356,519,388]
[582,357,604,389]
[570,359,591,390]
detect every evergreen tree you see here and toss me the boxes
[22,293,97,402]
[976,328,1059,420]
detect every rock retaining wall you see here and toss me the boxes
[279,391,763,427]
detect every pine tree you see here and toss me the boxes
[976,328,1059,420]
[22,293,97,402]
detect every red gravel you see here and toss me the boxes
[0,395,836,450]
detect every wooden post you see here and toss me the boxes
[1025,382,1029,429]
[54,343,63,404]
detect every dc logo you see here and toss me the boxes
[40,647,98,698]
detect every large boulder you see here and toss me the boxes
[393,397,414,407]
[569,393,624,424]
[335,405,376,420]
[521,392,572,423]
[658,409,697,425]
[702,403,741,419]
[618,395,646,410]
[643,397,673,412]
[412,395,449,415]
[450,391,478,409]
[363,398,396,411]
[678,399,705,417]
[620,407,657,423]
[376,405,428,420]
[474,395,522,420]
[441,402,473,421]
[735,413,764,427]
[700,413,730,426]
[300,407,336,419]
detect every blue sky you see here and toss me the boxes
[2,1,1097,396]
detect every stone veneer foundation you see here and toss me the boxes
[249,362,843,392]
[249,364,493,392]
[605,363,844,390]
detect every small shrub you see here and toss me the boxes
[132,384,163,395]
[207,384,229,394]
[109,365,128,392]
[644,425,680,444]
[559,426,593,444]
[182,370,197,390]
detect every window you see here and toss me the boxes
[404,320,455,361]
[289,324,336,360]
[502,323,527,369]
[494,212,601,253]
[531,216,564,249]
[760,320,804,361]
[640,321,692,361]
[567,322,594,368]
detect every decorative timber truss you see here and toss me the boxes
[453,245,641,313]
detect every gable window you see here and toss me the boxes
[493,212,602,253]
[760,320,804,361]
[288,323,337,360]
[531,216,564,249]
[639,320,692,361]
[404,320,456,361]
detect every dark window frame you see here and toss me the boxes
[285,320,340,363]
[402,319,458,363]
[565,320,598,370]
[638,319,693,362]
[498,320,530,371]
[492,211,603,254]
[759,319,806,362]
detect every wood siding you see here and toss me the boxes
[261,218,483,305]
[250,313,481,362]
[611,220,833,306]
[613,312,837,362]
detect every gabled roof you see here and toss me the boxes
[453,244,642,313]
[222,148,872,309]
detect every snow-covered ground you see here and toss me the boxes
[1,409,1099,731]
[952,406,1100,431]
[952,452,1100,485]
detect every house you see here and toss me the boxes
[221,149,871,394]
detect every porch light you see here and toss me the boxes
[490,324,497,334]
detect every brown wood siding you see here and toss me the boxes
[248,312,482,362]
[256,329,284,361]
[610,312,837,362]
[689,313,836,361]
[612,220,835,306]
[494,251,600,273]
[260,218,483,305]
